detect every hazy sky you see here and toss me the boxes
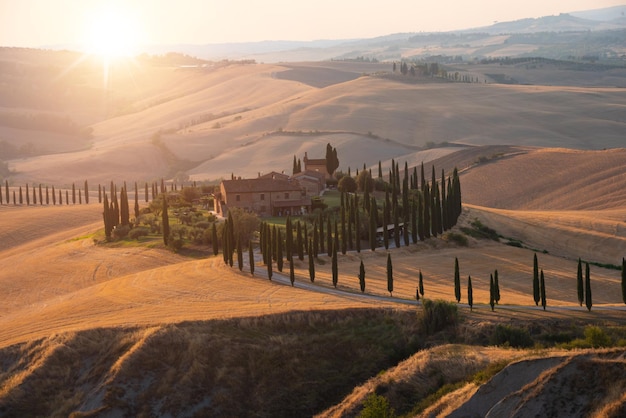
[1,0,624,49]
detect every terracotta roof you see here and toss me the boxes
[222,178,303,194]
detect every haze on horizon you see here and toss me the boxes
[1,0,624,53]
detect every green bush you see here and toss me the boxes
[444,232,468,246]
[112,225,130,239]
[490,324,533,348]
[420,299,458,335]
[128,227,150,240]
[584,326,611,348]
[359,393,396,418]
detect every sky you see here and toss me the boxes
[1,0,625,50]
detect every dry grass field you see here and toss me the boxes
[2,54,626,416]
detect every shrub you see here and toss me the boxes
[194,221,211,229]
[359,393,396,418]
[444,232,468,246]
[420,299,458,335]
[584,326,611,348]
[128,227,150,240]
[112,225,130,239]
[167,235,184,252]
[490,324,533,348]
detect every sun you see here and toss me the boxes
[84,6,141,59]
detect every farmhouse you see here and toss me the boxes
[303,152,331,179]
[215,177,311,217]
[292,170,326,196]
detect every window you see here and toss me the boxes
[260,193,265,200]
[236,194,240,201]
[284,192,289,199]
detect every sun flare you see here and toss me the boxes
[84,6,141,58]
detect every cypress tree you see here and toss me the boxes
[393,205,400,248]
[533,253,540,306]
[72,183,76,204]
[441,169,448,230]
[289,256,295,286]
[468,275,473,311]
[452,167,462,223]
[272,225,278,262]
[423,185,431,239]
[494,269,500,304]
[84,180,89,204]
[120,187,130,226]
[162,196,170,246]
[454,257,461,303]
[38,184,42,205]
[285,216,292,261]
[103,194,112,240]
[326,218,333,257]
[52,186,56,205]
[359,260,365,293]
[145,182,149,202]
[387,253,393,296]
[540,269,546,310]
[420,162,426,191]
[585,262,592,311]
[237,238,243,271]
[378,160,382,179]
[341,197,347,254]
[32,185,36,205]
[403,211,410,247]
[212,223,219,256]
[308,239,315,283]
[354,194,361,253]
[98,184,102,203]
[45,186,49,205]
[20,186,24,205]
[331,241,338,288]
[276,229,283,272]
[312,221,319,258]
[577,258,584,306]
[411,199,418,244]
[622,257,626,305]
[489,274,495,311]
[78,189,81,204]
[13,190,16,205]
[267,250,273,280]
[419,270,424,298]
[249,240,255,276]
[297,221,304,261]
[369,196,377,251]
[65,190,69,205]
[383,202,389,250]
[0,184,3,204]
[4,180,8,204]
[134,186,140,219]
[319,212,325,254]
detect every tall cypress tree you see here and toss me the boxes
[585,262,592,311]
[249,240,255,276]
[354,194,361,253]
[533,253,540,306]
[467,275,473,311]
[577,258,584,306]
[103,194,112,241]
[454,257,461,303]
[308,239,315,283]
[84,180,89,204]
[369,196,377,251]
[331,241,338,288]
[71,183,76,204]
[276,229,283,272]
[267,249,273,281]
[494,269,500,304]
[423,185,431,239]
[38,184,43,205]
[622,257,626,305]
[359,260,365,293]
[162,196,170,246]
[383,202,389,250]
[145,182,149,202]
[387,253,393,296]
[65,190,69,205]
[540,269,546,310]
[489,274,495,312]
[289,256,295,286]
[45,186,49,205]
[120,187,130,226]
[393,205,400,248]
[419,270,424,298]
[319,212,325,254]
[237,238,244,271]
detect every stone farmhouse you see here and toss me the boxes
[303,152,331,179]
[215,151,330,217]
[215,176,312,217]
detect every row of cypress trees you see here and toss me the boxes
[0,180,91,206]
